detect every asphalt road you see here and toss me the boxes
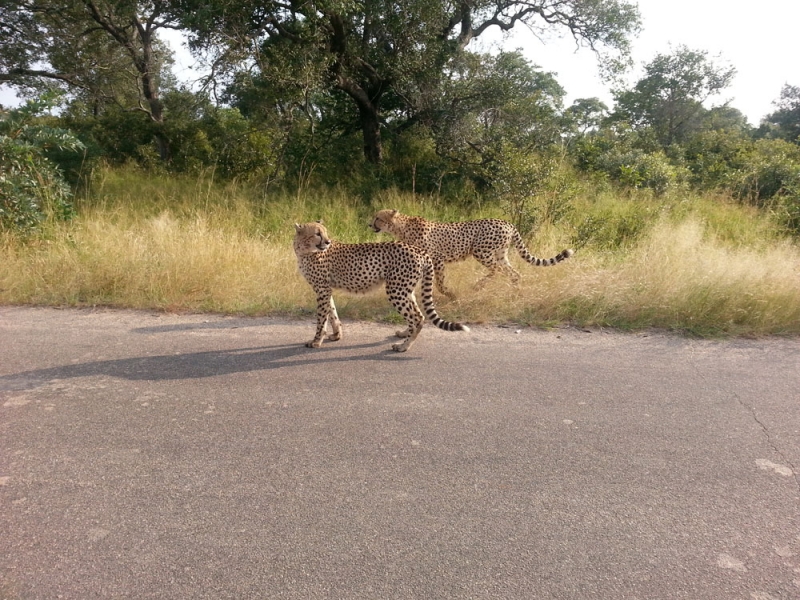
[1,306,799,600]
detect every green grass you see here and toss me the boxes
[2,166,799,336]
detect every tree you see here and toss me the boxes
[762,84,800,144]
[564,97,609,136]
[177,0,641,164]
[611,46,736,148]
[0,1,181,160]
[431,50,566,189]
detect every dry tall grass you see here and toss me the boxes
[1,169,799,336]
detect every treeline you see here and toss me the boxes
[1,1,799,235]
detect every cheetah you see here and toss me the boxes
[370,209,574,299]
[293,221,469,352]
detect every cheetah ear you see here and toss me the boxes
[316,219,324,225]
[294,223,301,231]
[390,209,398,216]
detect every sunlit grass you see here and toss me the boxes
[1,166,799,336]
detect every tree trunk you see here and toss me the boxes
[334,75,385,164]
[327,11,386,164]
[142,72,170,161]
[359,104,382,164]
[137,27,170,162]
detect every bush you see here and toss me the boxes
[0,95,84,231]
[682,129,752,190]
[570,126,687,194]
[492,146,579,235]
[726,138,800,205]
[602,148,687,194]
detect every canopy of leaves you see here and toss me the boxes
[175,0,640,162]
[762,84,800,144]
[431,51,566,187]
[0,1,181,163]
[611,46,736,148]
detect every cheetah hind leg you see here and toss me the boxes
[326,297,342,341]
[389,290,424,352]
[474,249,520,289]
[394,291,418,339]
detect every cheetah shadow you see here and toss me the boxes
[0,337,421,393]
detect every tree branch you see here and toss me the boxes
[0,68,85,88]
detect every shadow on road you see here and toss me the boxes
[0,339,419,392]
[129,318,273,335]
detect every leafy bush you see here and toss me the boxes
[0,95,84,231]
[162,91,286,180]
[570,125,687,194]
[726,138,800,205]
[612,149,686,194]
[492,146,579,235]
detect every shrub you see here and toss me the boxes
[682,129,752,190]
[492,146,579,235]
[726,138,800,205]
[0,95,84,231]
[570,126,687,194]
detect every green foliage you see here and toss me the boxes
[761,84,800,144]
[615,150,687,194]
[433,51,567,191]
[726,139,800,203]
[611,46,736,148]
[162,90,285,179]
[570,125,688,194]
[719,138,800,235]
[383,125,449,195]
[0,1,178,161]
[681,129,752,189]
[0,95,84,231]
[178,0,639,163]
[564,97,609,136]
[492,147,579,235]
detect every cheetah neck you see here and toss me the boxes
[391,216,424,242]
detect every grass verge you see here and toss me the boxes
[1,168,799,336]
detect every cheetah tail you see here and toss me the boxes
[421,259,470,333]
[513,230,574,266]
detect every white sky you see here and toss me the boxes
[499,0,800,125]
[2,0,798,125]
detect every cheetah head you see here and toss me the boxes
[370,209,399,233]
[293,221,331,256]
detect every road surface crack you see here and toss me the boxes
[733,391,800,493]
[687,341,800,494]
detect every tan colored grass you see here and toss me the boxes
[443,217,800,335]
[607,218,800,334]
[1,212,306,313]
[2,181,799,336]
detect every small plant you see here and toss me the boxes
[0,94,85,231]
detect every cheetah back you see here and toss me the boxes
[300,241,426,295]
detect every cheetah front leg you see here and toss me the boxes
[307,289,333,348]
